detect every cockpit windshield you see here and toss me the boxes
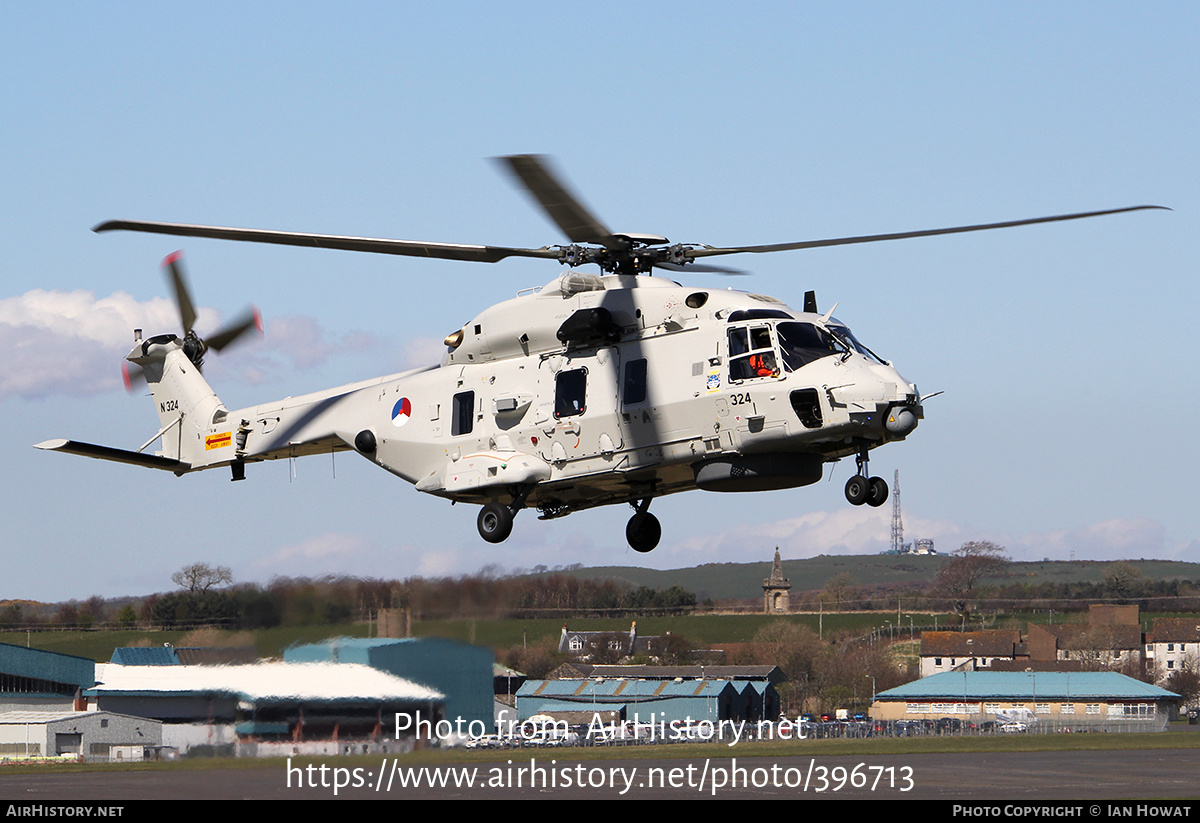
[775,322,846,371]
[827,323,886,364]
[727,319,886,380]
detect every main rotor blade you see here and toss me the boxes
[688,205,1170,259]
[657,261,749,276]
[95,220,560,264]
[163,251,197,333]
[495,154,614,246]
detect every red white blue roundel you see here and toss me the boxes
[391,397,412,427]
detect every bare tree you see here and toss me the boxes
[1102,561,1143,603]
[820,573,858,612]
[585,632,628,665]
[931,541,1009,615]
[647,632,693,665]
[171,562,233,593]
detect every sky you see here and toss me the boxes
[2,3,1197,602]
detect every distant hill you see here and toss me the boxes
[544,555,1200,603]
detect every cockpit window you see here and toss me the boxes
[726,308,792,322]
[728,325,779,381]
[727,327,749,356]
[776,322,847,371]
[728,319,882,378]
[828,324,886,364]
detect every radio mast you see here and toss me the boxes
[891,469,904,554]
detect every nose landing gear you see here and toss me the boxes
[844,449,888,508]
[477,503,514,543]
[476,485,535,544]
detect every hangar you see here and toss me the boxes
[86,661,444,756]
[517,677,778,727]
[0,643,161,761]
[284,636,494,730]
[0,709,161,761]
[872,671,1179,731]
[0,642,93,712]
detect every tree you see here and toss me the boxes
[647,632,692,665]
[1165,668,1200,707]
[1102,562,1143,603]
[172,562,233,593]
[117,604,138,628]
[931,541,1009,615]
[820,573,858,612]
[585,632,628,664]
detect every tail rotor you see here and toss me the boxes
[123,251,263,391]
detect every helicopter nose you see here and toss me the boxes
[885,406,918,436]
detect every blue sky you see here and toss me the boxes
[3,3,1196,601]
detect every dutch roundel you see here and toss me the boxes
[391,397,412,427]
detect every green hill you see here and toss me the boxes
[548,555,1200,602]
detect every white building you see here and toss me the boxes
[1144,618,1200,685]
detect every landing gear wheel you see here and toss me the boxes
[845,474,870,506]
[626,511,662,553]
[477,503,514,544]
[867,476,889,507]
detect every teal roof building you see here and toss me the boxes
[517,677,779,726]
[879,671,1178,701]
[0,643,95,711]
[284,637,493,728]
[872,671,1180,728]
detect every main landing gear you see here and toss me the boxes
[475,487,662,553]
[626,497,661,553]
[844,449,888,508]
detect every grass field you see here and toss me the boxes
[0,612,956,662]
[7,605,1200,663]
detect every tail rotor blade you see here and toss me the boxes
[122,362,146,393]
[207,307,263,352]
[163,251,198,334]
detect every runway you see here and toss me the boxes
[3,747,1197,800]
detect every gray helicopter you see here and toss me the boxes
[36,156,1162,552]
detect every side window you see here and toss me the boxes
[555,368,588,418]
[727,327,749,356]
[451,390,474,435]
[623,358,647,406]
[728,325,778,381]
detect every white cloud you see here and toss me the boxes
[658,509,1176,565]
[416,549,463,577]
[252,533,365,573]
[0,290,182,399]
[665,507,896,561]
[1008,518,1170,562]
[255,316,374,370]
[0,289,383,400]
[398,336,447,370]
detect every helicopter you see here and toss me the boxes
[35,155,1163,552]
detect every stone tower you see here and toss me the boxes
[762,548,791,613]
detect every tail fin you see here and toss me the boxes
[129,334,230,465]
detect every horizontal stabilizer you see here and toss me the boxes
[34,439,190,472]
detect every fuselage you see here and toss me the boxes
[188,272,921,519]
